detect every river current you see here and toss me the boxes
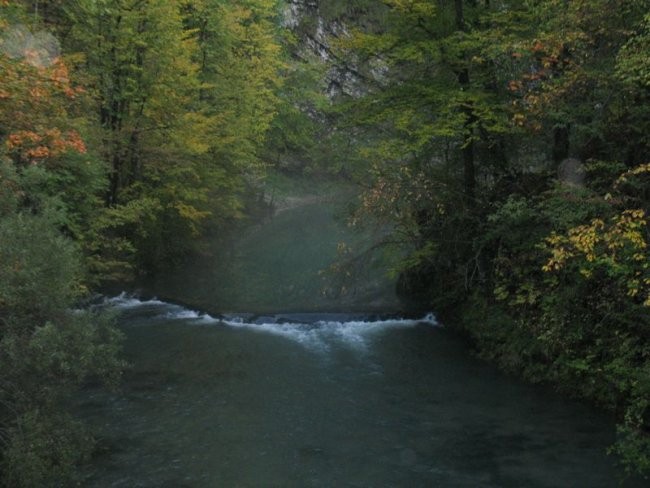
[77,294,642,487]
[79,187,645,486]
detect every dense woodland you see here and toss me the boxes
[0,0,648,484]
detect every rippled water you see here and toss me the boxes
[78,296,642,487]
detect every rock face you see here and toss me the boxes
[282,0,368,99]
[558,158,585,187]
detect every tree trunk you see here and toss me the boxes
[455,1,476,204]
[552,125,570,164]
[455,0,465,30]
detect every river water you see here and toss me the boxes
[77,295,644,487]
[80,188,644,486]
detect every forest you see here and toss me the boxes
[0,0,648,484]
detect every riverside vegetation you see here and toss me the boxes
[0,0,648,484]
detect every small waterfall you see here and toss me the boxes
[102,293,438,353]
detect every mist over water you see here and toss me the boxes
[82,189,644,486]
[145,185,402,314]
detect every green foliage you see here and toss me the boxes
[2,410,94,488]
[0,212,83,324]
[510,0,650,163]
[0,213,124,487]
[0,14,116,280]
[1,7,124,483]
[47,0,287,271]
[616,13,650,89]
[189,0,284,169]
[463,169,650,476]
[263,50,333,173]
[334,0,650,476]
[335,0,531,193]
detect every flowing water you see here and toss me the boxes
[79,295,641,487]
[81,185,644,486]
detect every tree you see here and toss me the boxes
[1,6,123,485]
[510,0,650,165]
[183,0,284,212]
[332,0,650,474]
[50,0,286,270]
[53,0,207,270]
[327,1,536,304]
[0,212,124,487]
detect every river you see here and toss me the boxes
[79,183,644,486]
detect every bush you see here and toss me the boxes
[460,166,650,476]
[0,213,124,487]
